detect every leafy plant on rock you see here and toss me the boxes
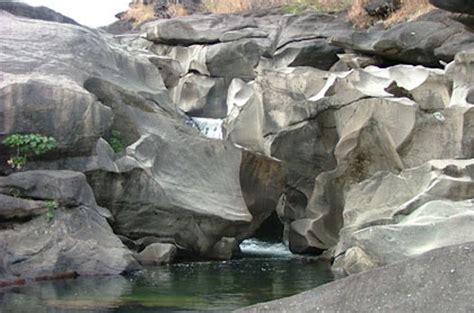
[2,133,57,170]
[108,130,126,153]
[46,200,59,222]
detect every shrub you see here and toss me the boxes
[46,200,59,222]
[2,134,57,170]
[108,130,126,153]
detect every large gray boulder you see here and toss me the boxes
[332,10,474,66]
[135,243,178,265]
[333,159,474,275]
[0,171,139,285]
[0,171,98,208]
[145,13,277,45]
[86,132,285,258]
[237,242,474,313]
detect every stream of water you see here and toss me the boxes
[0,239,333,312]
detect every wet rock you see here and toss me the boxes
[135,236,176,251]
[135,243,177,265]
[207,237,239,260]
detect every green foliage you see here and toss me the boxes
[283,3,306,14]
[7,156,27,169]
[108,130,125,153]
[2,133,57,170]
[283,0,351,14]
[46,200,59,222]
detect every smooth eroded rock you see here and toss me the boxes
[135,243,177,265]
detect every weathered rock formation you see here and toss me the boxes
[135,243,178,265]
[331,10,474,67]
[1,0,474,287]
[0,7,286,284]
[333,160,474,275]
[136,6,474,269]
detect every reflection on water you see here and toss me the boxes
[0,253,333,312]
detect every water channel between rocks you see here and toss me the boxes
[0,239,334,312]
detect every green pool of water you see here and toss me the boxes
[0,256,333,312]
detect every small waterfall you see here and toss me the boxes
[191,117,224,139]
[239,239,293,258]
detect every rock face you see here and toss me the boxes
[142,5,474,261]
[1,0,474,285]
[221,57,472,256]
[0,171,139,284]
[0,2,78,25]
[333,160,474,275]
[85,131,285,258]
[0,8,286,270]
[332,10,474,67]
[236,243,474,313]
[429,0,474,15]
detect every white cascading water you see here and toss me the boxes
[191,117,224,139]
[239,238,293,257]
